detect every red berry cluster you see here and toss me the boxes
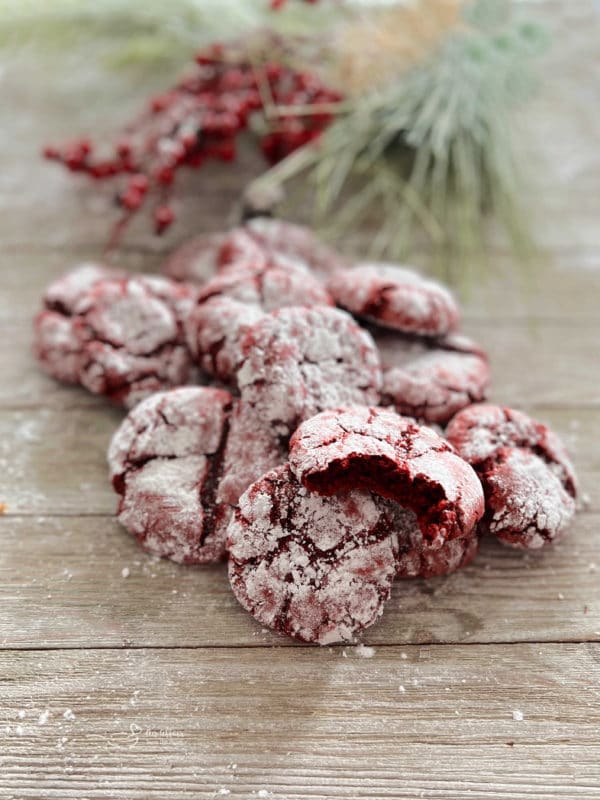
[43,43,341,241]
[260,64,342,165]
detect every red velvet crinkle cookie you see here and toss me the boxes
[33,262,125,384]
[185,257,333,383]
[227,464,399,644]
[236,307,382,438]
[381,350,491,425]
[108,386,233,564]
[220,218,347,277]
[186,297,264,383]
[214,228,270,272]
[197,253,333,310]
[161,232,227,284]
[446,404,578,548]
[289,406,484,547]
[35,268,197,408]
[394,507,480,579]
[328,263,460,337]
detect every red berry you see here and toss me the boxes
[151,94,173,113]
[216,140,236,162]
[89,162,117,179]
[179,130,198,150]
[129,174,149,193]
[116,139,132,159]
[77,138,92,156]
[186,152,205,168]
[219,69,249,92]
[265,63,284,82]
[120,188,143,210]
[155,165,175,185]
[154,205,175,234]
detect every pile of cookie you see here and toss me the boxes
[33,218,579,645]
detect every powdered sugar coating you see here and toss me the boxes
[446,404,578,548]
[43,262,126,312]
[108,387,233,564]
[382,350,490,424]
[33,311,84,384]
[185,297,265,383]
[227,464,399,644]
[216,402,288,509]
[217,228,271,272]
[185,257,333,383]
[446,404,578,497]
[236,307,382,438]
[161,232,227,284]
[35,272,196,408]
[33,263,126,384]
[394,506,479,578]
[197,253,333,311]
[289,405,484,546]
[329,263,460,337]
[485,449,576,548]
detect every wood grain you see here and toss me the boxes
[0,513,598,650]
[1,2,600,797]
[1,644,599,799]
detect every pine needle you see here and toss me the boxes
[251,0,548,286]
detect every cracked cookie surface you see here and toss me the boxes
[328,263,460,337]
[227,464,399,644]
[35,268,196,407]
[236,307,382,439]
[446,404,578,548]
[33,262,125,384]
[381,349,490,425]
[108,386,233,563]
[185,256,333,383]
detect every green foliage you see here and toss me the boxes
[252,1,548,282]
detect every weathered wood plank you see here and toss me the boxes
[1,513,598,649]
[1,644,599,799]
[0,405,594,517]
[0,6,598,800]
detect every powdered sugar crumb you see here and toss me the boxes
[512,709,524,721]
[38,710,50,725]
[63,709,75,721]
[121,567,130,578]
[355,644,376,658]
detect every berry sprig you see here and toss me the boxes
[271,0,319,8]
[43,43,342,244]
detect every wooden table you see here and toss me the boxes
[1,3,599,798]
